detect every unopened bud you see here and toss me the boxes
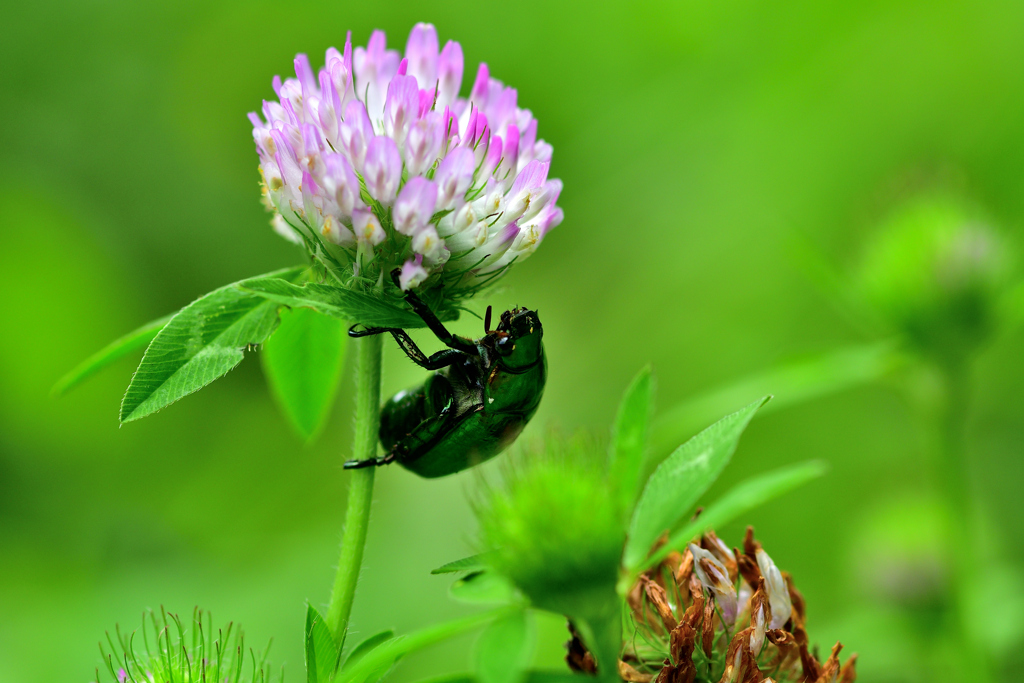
[689,543,738,624]
[755,548,792,629]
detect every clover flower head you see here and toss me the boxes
[250,23,563,306]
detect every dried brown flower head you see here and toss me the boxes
[566,526,857,683]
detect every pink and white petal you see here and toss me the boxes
[411,224,444,259]
[393,177,438,236]
[384,74,421,144]
[399,255,429,290]
[434,147,476,209]
[352,208,386,246]
[405,23,439,90]
[436,40,463,109]
[339,100,374,171]
[363,136,403,204]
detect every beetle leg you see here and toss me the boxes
[388,329,466,370]
[349,323,466,370]
[418,348,466,370]
[389,268,478,355]
[348,324,390,338]
[342,452,396,469]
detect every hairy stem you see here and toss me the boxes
[932,360,991,682]
[327,333,383,646]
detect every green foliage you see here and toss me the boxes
[474,610,534,683]
[349,666,589,683]
[859,195,1010,361]
[51,313,173,396]
[239,277,459,329]
[467,369,826,682]
[334,609,513,683]
[97,608,277,683]
[13,3,1024,681]
[449,571,521,605]
[262,307,346,441]
[642,460,828,572]
[305,604,341,683]
[408,675,477,683]
[522,673,591,683]
[431,553,493,575]
[405,673,589,683]
[340,631,395,674]
[336,633,396,683]
[650,343,900,455]
[119,266,305,423]
[1002,280,1024,330]
[608,365,653,512]
[623,396,769,571]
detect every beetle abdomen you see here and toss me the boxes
[379,374,455,452]
[402,410,528,478]
[379,387,427,452]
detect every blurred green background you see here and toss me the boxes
[2,1,1024,681]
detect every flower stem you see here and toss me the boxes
[932,360,992,683]
[327,332,383,646]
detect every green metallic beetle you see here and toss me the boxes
[344,272,546,478]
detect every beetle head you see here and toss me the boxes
[494,308,543,368]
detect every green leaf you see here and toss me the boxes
[431,553,494,575]
[786,232,884,336]
[305,604,341,683]
[523,672,591,683]
[430,674,585,683]
[651,343,899,455]
[339,630,396,683]
[623,397,769,571]
[641,460,827,572]
[261,307,346,441]
[119,266,305,423]
[475,610,533,683]
[340,630,395,673]
[239,277,457,328]
[410,676,477,683]
[52,313,174,396]
[449,571,520,605]
[608,366,653,512]
[336,609,512,683]
[346,654,396,683]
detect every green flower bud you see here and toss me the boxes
[95,608,274,683]
[475,437,626,677]
[859,195,1011,361]
[476,437,626,617]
